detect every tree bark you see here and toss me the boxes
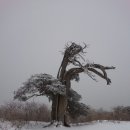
[57,95,67,122]
[51,53,70,126]
[51,95,68,126]
[51,95,58,121]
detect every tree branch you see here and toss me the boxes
[87,68,111,85]
[26,93,44,100]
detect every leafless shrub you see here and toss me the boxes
[69,106,130,123]
[112,106,130,121]
[0,101,51,122]
[0,101,130,124]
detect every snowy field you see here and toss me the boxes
[0,120,130,130]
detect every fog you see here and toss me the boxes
[0,0,130,110]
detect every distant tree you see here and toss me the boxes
[14,42,115,127]
[113,106,130,121]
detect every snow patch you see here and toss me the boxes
[1,120,130,130]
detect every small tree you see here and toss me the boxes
[14,42,115,127]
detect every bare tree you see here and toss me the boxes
[14,42,115,127]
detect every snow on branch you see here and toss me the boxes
[14,73,66,101]
[61,43,115,85]
[83,63,115,85]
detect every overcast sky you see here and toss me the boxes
[0,0,130,110]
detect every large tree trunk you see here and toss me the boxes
[51,55,69,126]
[51,95,58,122]
[51,95,68,126]
[50,54,70,126]
[57,95,67,122]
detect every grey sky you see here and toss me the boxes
[0,0,130,110]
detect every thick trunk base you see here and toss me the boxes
[51,95,70,127]
[43,121,70,128]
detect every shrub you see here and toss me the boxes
[0,101,51,122]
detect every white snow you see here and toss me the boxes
[0,120,130,130]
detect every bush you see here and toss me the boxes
[69,106,130,123]
[0,101,130,123]
[112,106,130,121]
[0,101,51,122]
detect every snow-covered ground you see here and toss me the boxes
[0,120,130,130]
